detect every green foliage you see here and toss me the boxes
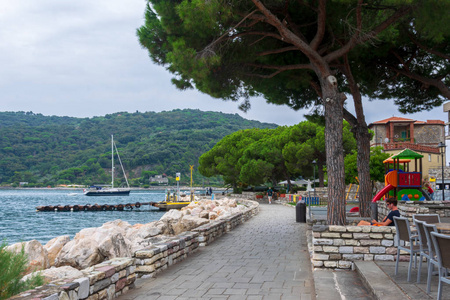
[199,121,357,188]
[344,146,390,184]
[0,241,45,299]
[0,110,277,186]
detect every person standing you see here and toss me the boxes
[267,187,274,204]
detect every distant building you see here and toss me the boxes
[368,116,445,178]
[149,175,168,185]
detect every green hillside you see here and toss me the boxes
[0,109,278,187]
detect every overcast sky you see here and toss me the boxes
[0,0,447,128]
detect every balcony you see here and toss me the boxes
[382,142,439,154]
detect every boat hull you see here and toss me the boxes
[84,189,130,196]
[155,201,191,211]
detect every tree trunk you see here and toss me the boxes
[343,108,372,218]
[341,56,372,218]
[322,76,346,225]
[355,126,372,217]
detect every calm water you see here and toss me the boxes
[0,189,168,245]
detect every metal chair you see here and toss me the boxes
[423,222,439,294]
[394,216,420,282]
[430,232,450,300]
[413,214,441,224]
[414,219,430,283]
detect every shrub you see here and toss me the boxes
[0,241,44,299]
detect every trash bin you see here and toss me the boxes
[296,201,306,223]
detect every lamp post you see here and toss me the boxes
[438,142,446,201]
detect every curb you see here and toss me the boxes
[355,261,409,300]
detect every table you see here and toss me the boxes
[430,223,450,233]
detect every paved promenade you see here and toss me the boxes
[119,204,315,300]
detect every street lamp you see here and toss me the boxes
[312,160,317,198]
[438,142,446,201]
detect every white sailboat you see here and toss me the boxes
[83,135,130,196]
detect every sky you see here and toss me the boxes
[0,0,448,128]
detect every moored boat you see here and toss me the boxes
[154,201,191,211]
[84,135,130,196]
[83,186,130,196]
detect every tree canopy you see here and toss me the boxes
[138,0,449,224]
[199,121,357,191]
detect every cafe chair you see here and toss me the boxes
[430,232,450,300]
[414,219,430,283]
[413,214,441,224]
[394,216,420,282]
[423,222,439,294]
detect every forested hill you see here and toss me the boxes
[0,110,278,186]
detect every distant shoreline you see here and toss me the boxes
[0,186,227,191]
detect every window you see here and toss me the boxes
[429,154,432,162]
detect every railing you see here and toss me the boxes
[383,142,439,153]
[288,194,327,205]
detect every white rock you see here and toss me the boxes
[160,209,183,222]
[55,224,131,269]
[23,266,83,282]
[209,212,219,220]
[44,235,70,266]
[199,211,209,219]
[6,240,50,273]
[179,215,209,232]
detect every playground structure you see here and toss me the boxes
[372,148,430,202]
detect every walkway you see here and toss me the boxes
[119,204,315,300]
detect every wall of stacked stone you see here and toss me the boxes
[11,257,136,300]
[312,225,400,269]
[134,232,199,278]
[11,199,259,300]
[377,200,450,222]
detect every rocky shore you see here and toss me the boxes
[7,198,248,283]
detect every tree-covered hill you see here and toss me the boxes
[0,109,278,187]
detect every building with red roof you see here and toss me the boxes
[368,116,445,179]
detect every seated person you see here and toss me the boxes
[358,197,400,226]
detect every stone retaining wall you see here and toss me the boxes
[311,225,400,269]
[11,257,136,300]
[11,199,259,300]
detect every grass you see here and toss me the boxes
[0,240,45,300]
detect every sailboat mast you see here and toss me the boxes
[111,134,114,188]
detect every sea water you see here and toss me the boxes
[0,189,167,245]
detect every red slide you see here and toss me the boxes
[372,184,395,202]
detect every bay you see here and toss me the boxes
[0,189,167,245]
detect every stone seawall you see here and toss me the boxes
[11,199,259,300]
[11,258,136,300]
